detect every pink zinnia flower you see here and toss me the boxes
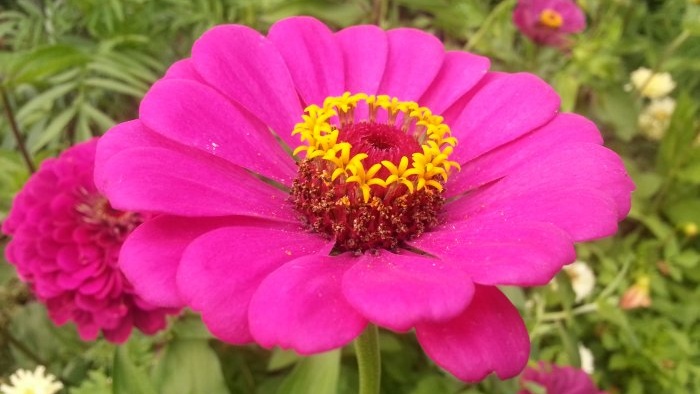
[519,362,607,394]
[513,0,587,47]
[94,17,633,381]
[2,139,175,343]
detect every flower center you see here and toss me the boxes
[539,9,563,29]
[290,92,460,253]
[76,194,143,241]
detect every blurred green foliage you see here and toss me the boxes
[1,0,700,393]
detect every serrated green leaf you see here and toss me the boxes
[276,349,340,394]
[152,339,230,394]
[113,346,158,394]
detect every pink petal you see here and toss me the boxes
[163,58,205,82]
[249,254,367,354]
[416,285,530,382]
[191,24,302,148]
[119,216,243,308]
[447,143,634,239]
[268,17,345,106]
[94,120,172,192]
[177,224,328,344]
[446,72,560,163]
[410,217,575,286]
[446,113,604,197]
[419,51,490,114]
[336,25,388,95]
[342,251,474,331]
[139,79,296,185]
[378,28,445,101]
[99,146,295,220]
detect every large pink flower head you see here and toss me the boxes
[2,139,175,343]
[519,362,607,394]
[513,0,587,47]
[94,17,633,381]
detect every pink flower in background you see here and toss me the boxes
[513,0,587,47]
[2,139,176,343]
[519,362,607,394]
[94,17,633,381]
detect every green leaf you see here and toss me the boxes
[152,339,230,394]
[81,102,116,131]
[409,375,459,394]
[7,45,89,86]
[170,313,213,340]
[69,370,112,394]
[276,349,341,394]
[28,104,77,153]
[664,199,700,227]
[676,160,700,184]
[84,77,145,97]
[113,346,158,394]
[591,88,638,141]
[267,348,301,372]
[552,72,580,112]
[16,82,77,122]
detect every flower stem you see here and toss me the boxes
[0,84,36,173]
[354,324,381,394]
[372,0,389,27]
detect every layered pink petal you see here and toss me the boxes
[191,24,302,148]
[94,120,172,191]
[410,217,575,286]
[249,254,367,354]
[446,143,634,240]
[446,113,604,197]
[446,72,560,163]
[177,224,328,344]
[268,17,345,106]
[416,285,530,382]
[378,28,445,101]
[342,251,474,331]
[336,25,388,95]
[163,58,205,82]
[99,146,294,220]
[139,79,296,184]
[119,216,243,308]
[419,51,490,114]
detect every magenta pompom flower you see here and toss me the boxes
[2,139,176,343]
[94,17,633,381]
[519,362,607,394]
[513,0,587,47]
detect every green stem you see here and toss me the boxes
[0,84,36,173]
[372,0,389,27]
[354,324,381,394]
[465,0,515,51]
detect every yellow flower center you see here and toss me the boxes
[290,92,460,252]
[539,9,563,29]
